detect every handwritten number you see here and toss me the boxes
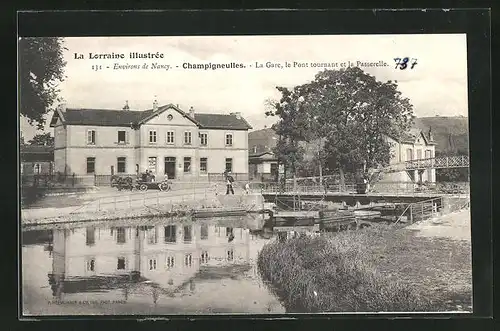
[410,58,418,69]
[394,57,417,70]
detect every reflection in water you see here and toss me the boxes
[46,222,251,304]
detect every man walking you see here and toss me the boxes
[226,172,235,195]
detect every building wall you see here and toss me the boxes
[55,110,249,177]
[384,133,436,183]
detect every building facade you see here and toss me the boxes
[248,128,280,181]
[49,103,252,181]
[20,145,54,177]
[384,127,437,183]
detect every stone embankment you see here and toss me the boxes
[21,190,265,227]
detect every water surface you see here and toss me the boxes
[21,215,285,315]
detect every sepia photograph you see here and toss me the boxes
[19,33,472,316]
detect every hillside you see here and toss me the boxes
[413,116,469,154]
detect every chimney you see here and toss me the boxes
[153,96,158,111]
[123,100,130,111]
[231,112,241,119]
[428,126,434,141]
[189,106,195,118]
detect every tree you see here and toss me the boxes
[28,132,54,146]
[301,67,414,187]
[19,37,67,129]
[265,87,313,186]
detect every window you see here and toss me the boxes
[215,227,220,237]
[183,225,192,242]
[87,130,96,145]
[200,224,208,240]
[117,257,126,270]
[117,157,126,173]
[184,253,192,267]
[33,163,41,174]
[148,258,157,270]
[166,131,175,144]
[226,227,233,237]
[183,157,191,173]
[86,259,96,272]
[116,227,126,244]
[201,251,209,264]
[117,130,126,144]
[225,158,233,173]
[406,149,413,161]
[149,130,157,143]
[225,133,233,146]
[86,157,96,174]
[200,133,208,146]
[184,131,192,145]
[147,227,158,245]
[86,227,95,246]
[416,150,422,160]
[164,225,176,243]
[200,158,207,173]
[227,250,234,261]
[166,256,175,269]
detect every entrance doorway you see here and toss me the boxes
[164,157,176,179]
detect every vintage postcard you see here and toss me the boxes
[19,34,472,315]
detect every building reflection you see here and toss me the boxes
[48,221,251,302]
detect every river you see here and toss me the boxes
[21,214,285,315]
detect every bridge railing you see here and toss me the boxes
[257,181,470,196]
[405,155,469,170]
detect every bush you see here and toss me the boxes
[257,226,430,312]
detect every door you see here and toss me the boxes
[164,157,176,179]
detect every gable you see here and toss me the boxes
[144,106,198,127]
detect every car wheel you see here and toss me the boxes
[139,184,148,191]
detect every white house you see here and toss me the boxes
[49,101,252,181]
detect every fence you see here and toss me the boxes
[71,186,217,214]
[207,173,249,182]
[395,195,470,224]
[21,173,95,188]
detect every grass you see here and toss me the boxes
[257,224,472,313]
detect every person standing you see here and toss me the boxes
[244,182,250,194]
[226,173,235,195]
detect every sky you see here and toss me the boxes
[20,34,468,141]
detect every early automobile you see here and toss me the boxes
[112,173,171,192]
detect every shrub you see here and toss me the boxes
[257,225,431,312]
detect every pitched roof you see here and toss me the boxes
[50,104,252,130]
[194,113,252,130]
[20,145,54,154]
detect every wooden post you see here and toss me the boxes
[409,204,413,224]
[114,196,117,211]
[72,173,75,187]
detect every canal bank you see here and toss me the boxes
[257,209,472,313]
[21,191,266,228]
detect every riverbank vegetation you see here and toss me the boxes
[257,224,472,312]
